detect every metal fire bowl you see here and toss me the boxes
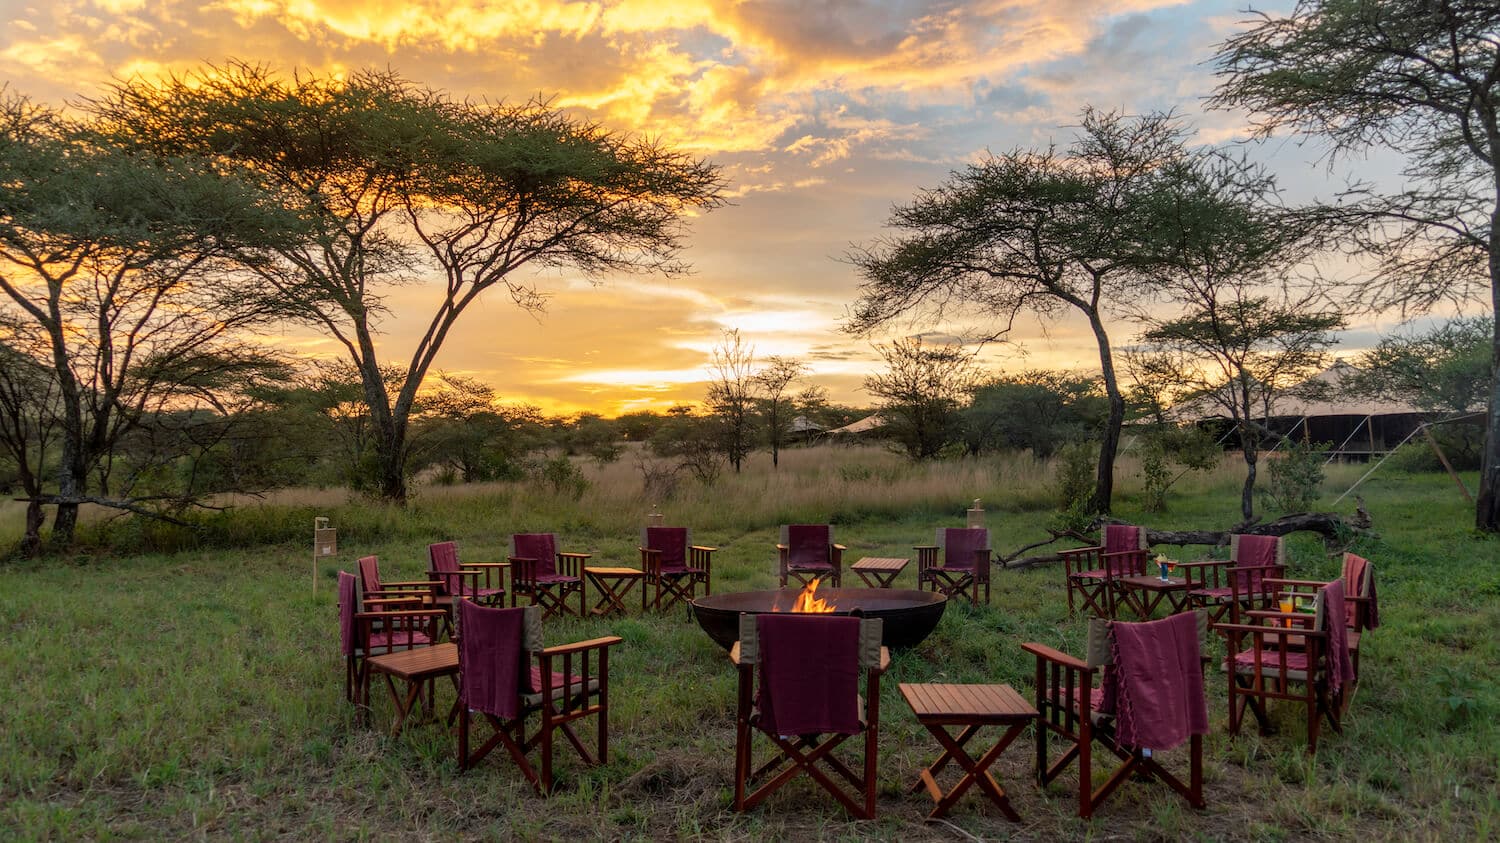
[691,587,948,650]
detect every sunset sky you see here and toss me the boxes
[0,0,1409,415]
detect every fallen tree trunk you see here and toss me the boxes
[999,505,1372,571]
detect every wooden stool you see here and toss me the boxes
[900,683,1037,821]
[584,566,647,617]
[850,556,909,588]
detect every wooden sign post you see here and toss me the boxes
[313,516,337,594]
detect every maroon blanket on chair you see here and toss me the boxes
[1342,553,1379,629]
[458,600,526,721]
[1107,612,1208,751]
[1102,524,1142,577]
[646,526,689,568]
[513,533,559,577]
[942,527,987,570]
[756,614,860,736]
[1322,579,1357,697]
[338,571,357,656]
[785,525,832,568]
[1235,534,1280,567]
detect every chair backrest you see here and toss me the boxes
[1341,552,1379,629]
[643,526,690,567]
[512,533,559,577]
[1086,610,1208,669]
[357,555,381,595]
[1102,524,1146,555]
[738,613,881,736]
[1230,534,1285,567]
[338,571,358,656]
[456,601,542,721]
[429,541,460,575]
[782,524,832,567]
[1105,612,1209,750]
[1311,579,1357,696]
[937,527,988,570]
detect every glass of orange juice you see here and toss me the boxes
[1278,597,1294,627]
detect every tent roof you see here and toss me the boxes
[1171,361,1431,421]
[828,414,885,434]
[789,416,823,433]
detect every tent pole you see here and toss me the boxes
[1423,426,1473,503]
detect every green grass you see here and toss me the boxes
[2,446,1498,839]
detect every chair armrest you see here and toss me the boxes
[378,578,441,588]
[557,552,589,577]
[690,545,718,552]
[541,635,624,657]
[1261,577,1325,588]
[832,544,847,551]
[1175,560,1230,569]
[363,595,424,609]
[1021,642,1090,672]
[639,546,661,575]
[461,562,510,569]
[912,544,939,551]
[508,556,538,586]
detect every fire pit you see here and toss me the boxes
[691,586,947,650]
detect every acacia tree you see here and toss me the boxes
[849,110,1192,512]
[753,356,807,468]
[864,337,978,460]
[1133,296,1343,522]
[1211,0,1500,529]
[704,329,758,473]
[94,63,725,503]
[0,335,58,554]
[0,93,299,546]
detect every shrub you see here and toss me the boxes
[1261,440,1328,514]
[1053,441,1096,512]
[533,454,589,500]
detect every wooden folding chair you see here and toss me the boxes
[455,600,622,794]
[914,527,991,605]
[1216,579,1357,752]
[427,541,507,607]
[1182,534,1286,624]
[357,554,439,606]
[777,524,844,588]
[338,571,447,714]
[1022,612,1208,818]
[733,613,887,819]
[508,533,585,619]
[639,526,714,612]
[1059,524,1148,617]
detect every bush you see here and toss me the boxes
[1053,441,1096,512]
[1261,440,1328,514]
[532,454,589,500]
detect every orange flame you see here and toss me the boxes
[789,578,835,613]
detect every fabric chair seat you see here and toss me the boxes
[531,574,580,585]
[365,629,433,650]
[788,561,835,571]
[658,565,707,576]
[1188,586,1233,600]
[1230,648,1318,681]
[521,667,600,706]
[1070,569,1107,580]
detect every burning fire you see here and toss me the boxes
[787,578,836,613]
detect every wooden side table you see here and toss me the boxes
[1116,575,1191,620]
[365,642,460,735]
[900,682,1038,821]
[584,566,646,617]
[850,556,909,588]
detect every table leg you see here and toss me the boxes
[919,722,1026,821]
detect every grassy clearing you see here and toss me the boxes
[2,445,1498,840]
